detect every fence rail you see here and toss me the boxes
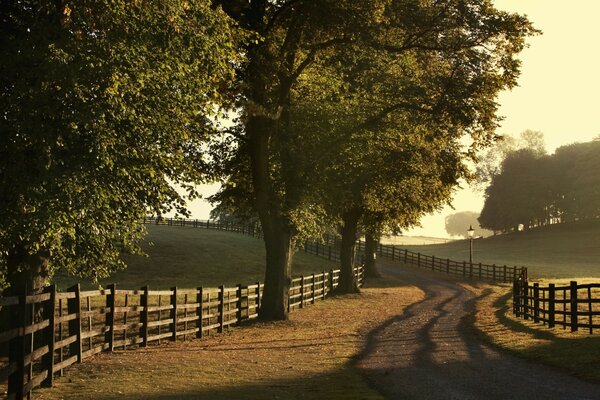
[513,279,600,334]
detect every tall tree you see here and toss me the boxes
[0,1,245,294]
[445,212,493,237]
[216,0,537,318]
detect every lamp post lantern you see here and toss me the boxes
[467,225,475,264]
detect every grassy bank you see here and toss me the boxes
[53,225,337,290]
[465,281,600,384]
[401,219,600,279]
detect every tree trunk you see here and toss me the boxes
[259,223,293,320]
[247,115,292,320]
[364,232,381,278]
[337,208,362,294]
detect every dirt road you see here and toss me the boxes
[356,259,600,400]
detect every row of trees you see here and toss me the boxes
[1,0,536,321]
[479,139,600,232]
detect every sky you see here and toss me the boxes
[181,1,600,238]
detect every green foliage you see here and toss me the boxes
[445,212,493,238]
[0,0,246,289]
[479,140,600,232]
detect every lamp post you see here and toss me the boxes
[467,225,475,264]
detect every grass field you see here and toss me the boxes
[400,219,600,279]
[53,225,338,290]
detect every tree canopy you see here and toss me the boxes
[213,0,537,318]
[0,0,245,293]
[479,139,600,232]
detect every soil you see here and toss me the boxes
[356,259,600,400]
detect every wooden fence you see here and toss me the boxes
[513,279,600,334]
[0,229,363,400]
[145,217,526,283]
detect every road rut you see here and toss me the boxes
[356,259,600,400]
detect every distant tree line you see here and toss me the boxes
[479,139,600,233]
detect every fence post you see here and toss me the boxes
[462,261,466,277]
[104,284,116,352]
[312,274,316,304]
[479,263,482,279]
[7,286,26,400]
[431,256,435,271]
[570,281,578,332]
[329,269,335,291]
[140,286,149,347]
[513,280,519,317]
[492,264,497,281]
[196,287,204,339]
[523,283,530,320]
[256,281,261,311]
[170,287,178,341]
[548,283,555,328]
[446,259,450,274]
[417,253,421,267]
[300,276,305,308]
[533,283,540,323]
[42,284,57,388]
[322,271,327,299]
[218,285,225,333]
[404,249,408,263]
[236,284,243,324]
[67,284,83,361]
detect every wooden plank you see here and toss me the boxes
[52,355,78,373]
[81,326,109,340]
[24,292,51,304]
[113,337,144,348]
[23,344,49,366]
[81,343,109,360]
[0,328,19,343]
[147,319,173,328]
[22,319,50,336]
[54,335,78,351]
[197,287,204,339]
[145,305,173,313]
[147,332,173,343]
[176,328,199,337]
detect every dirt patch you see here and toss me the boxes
[33,277,423,400]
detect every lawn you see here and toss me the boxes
[400,219,600,279]
[53,225,338,290]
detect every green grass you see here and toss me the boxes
[401,219,600,279]
[53,225,337,290]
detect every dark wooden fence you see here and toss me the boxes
[146,217,525,283]
[513,279,600,334]
[0,267,362,400]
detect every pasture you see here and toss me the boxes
[400,220,600,279]
[53,225,337,290]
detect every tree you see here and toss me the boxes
[0,1,245,295]
[479,149,552,232]
[216,0,537,319]
[474,130,546,190]
[445,212,493,237]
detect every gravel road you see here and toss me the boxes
[356,259,600,400]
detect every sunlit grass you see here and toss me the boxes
[464,282,600,384]
[401,219,600,279]
[53,225,338,290]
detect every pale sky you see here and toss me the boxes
[182,1,600,238]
